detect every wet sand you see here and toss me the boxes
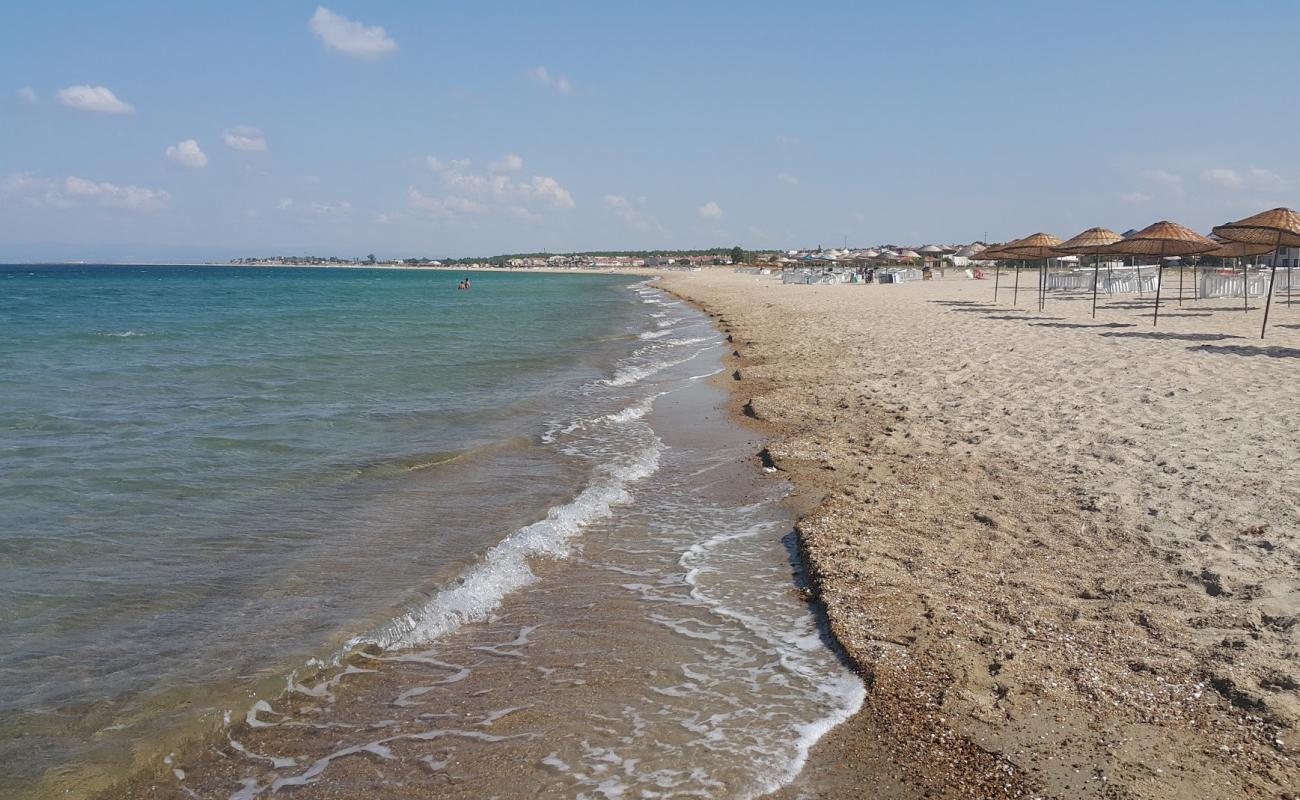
[658,269,1300,799]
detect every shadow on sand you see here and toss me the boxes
[1189,344,1300,359]
[1030,321,1136,329]
[1100,331,1244,342]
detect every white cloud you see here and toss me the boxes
[309,6,398,60]
[1,172,168,210]
[407,187,487,218]
[698,201,722,221]
[17,87,36,104]
[1199,166,1285,192]
[527,66,574,94]
[57,85,133,114]
[1138,168,1182,189]
[164,139,208,169]
[277,198,294,210]
[405,158,575,221]
[309,200,352,217]
[776,173,799,186]
[488,153,524,174]
[603,193,663,232]
[223,126,268,152]
[518,175,574,209]
[1119,191,1151,205]
[1248,167,1285,190]
[775,134,799,147]
[427,156,470,173]
[1199,168,1243,190]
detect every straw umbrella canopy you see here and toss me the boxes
[1213,207,1300,337]
[975,240,1020,303]
[1101,221,1217,326]
[1004,232,1063,311]
[1054,227,1123,318]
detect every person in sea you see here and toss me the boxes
[457,277,472,290]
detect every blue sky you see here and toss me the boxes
[3,1,1299,260]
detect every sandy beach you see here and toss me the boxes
[658,268,1300,799]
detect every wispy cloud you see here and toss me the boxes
[1119,190,1151,205]
[526,66,574,94]
[406,157,576,222]
[164,139,208,169]
[309,6,398,60]
[776,173,799,186]
[1,172,168,210]
[1138,168,1182,189]
[223,126,268,152]
[309,200,352,217]
[698,201,722,221]
[1199,166,1285,191]
[17,87,36,104]
[603,194,664,232]
[57,85,133,114]
[488,154,523,174]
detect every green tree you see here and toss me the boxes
[730,246,745,265]
[366,253,376,264]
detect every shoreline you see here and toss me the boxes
[657,269,1299,799]
[73,280,858,800]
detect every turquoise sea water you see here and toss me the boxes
[0,266,646,793]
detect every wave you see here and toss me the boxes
[540,394,661,444]
[348,434,663,652]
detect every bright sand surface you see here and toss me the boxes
[658,268,1300,799]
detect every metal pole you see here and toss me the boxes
[1135,259,1142,298]
[1262,263,1278,338]
[1242,257,1249,313]
[1013,263,1020,306]
[1262,231,1283,338]
[993,260,1001,303]
[1178,261,1184,305]
[1091,252,1101,318]
[1154,262,1165,326]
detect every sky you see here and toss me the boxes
[3,0,1300,261]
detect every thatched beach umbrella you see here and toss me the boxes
[1102,221,1217,326]
[1213,207,1300,338]
[1004,233,1063,311]
[1207,237,1276,313]
[978,240,1026,304]
[1054,227,1123,318]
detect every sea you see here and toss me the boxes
[0,265,863,799]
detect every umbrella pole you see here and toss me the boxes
[1178,262,1184,306]
[1262,232,1283,338]
[1242,258,1249,313]
[1038,260,1044,311]
[1153,262,1165,326]
[1135,260,1142,297]
[1262,262,1278,338]
[1092,253,1100,318]
[1106,261,1114,295]
[1013,263,1020,306]
[993,261,1001,303]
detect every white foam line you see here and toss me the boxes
[542,394,662,443]
[679,524,866,799]
[348,435,663,652]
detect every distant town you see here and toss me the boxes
[226,243,996,271]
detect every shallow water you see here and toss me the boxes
[0,267,862,798]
